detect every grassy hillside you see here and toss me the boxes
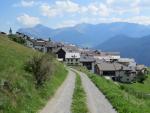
[121,68,150,94]
[122,76,150,94]
[75,66,150,113]
[0,34,68,113]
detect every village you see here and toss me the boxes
[10,30,147,83]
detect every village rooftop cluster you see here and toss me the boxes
[1,30,147,83]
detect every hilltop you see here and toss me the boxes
[0,34,67,113]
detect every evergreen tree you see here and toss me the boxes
[48,37,51,42]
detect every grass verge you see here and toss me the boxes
[71,72,89,113]
[74,66,150,113]
[0,35,68,113]
[123,77,150,93]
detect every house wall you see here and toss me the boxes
[102,71,116,76]
[81,62,95,73]
[94,65,102,75]
[81,62,92,70]
[47,47,54,53]
[26,40,33,48]
[116,71,136,83]
[56,49,66,61]
[94,55,120,61]
[65,58,80,65]
[91,62,95,73]
[34,46,47,53]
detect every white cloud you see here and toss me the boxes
[40,0,111,18]
[126,16,150,25]
[56,0,80,13]
[13,0,36,7]
[55,20,78,28]
[39,0,145,19]
[105,0,141,15]
[40,1,80,18]
[54,15,150,29]
[139,0,150,8]
[21,0,35,7]
[86,3,109,17]
[40,4,58,18]
[14,0,150,28]
[17,14,40,27]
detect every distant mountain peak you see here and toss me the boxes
[18,22,150,47]
[35,24,45,28]
[96,35,150,66]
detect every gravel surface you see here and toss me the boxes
[73,69,117,113]
[40,70,76,113]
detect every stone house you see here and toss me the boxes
[33,41,47,53]
[94,61,136,83]
[26,38,34,48]
[65,52,80,65]
[93,52,121,62]
[136,65,148,75]
[80,55,95,72]
[118,58,136,67]
[56,46,80,65]
[25,38,47,52]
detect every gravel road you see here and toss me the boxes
[73,69,117,113]
[40,70,76,113]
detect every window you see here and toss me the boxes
[71,59,73,62]
[126,74,130,77]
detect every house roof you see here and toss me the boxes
[0,32,7,35]
[136,65,147,71]
[80,55,95,62]
[33,41,46,46]
[26,38,50,47]
[45,41,55,47]
[27,38,35,43]
[101,52,120,56]
[63,45,79,52]
[65,52,80,59]
[118,58,135,63]
[96,62,131,71]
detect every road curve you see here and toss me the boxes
[72,69,117,113]
[40,70,76,113]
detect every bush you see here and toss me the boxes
[24,54,54,87]
[8,35,25,44]
[137,72,147,83]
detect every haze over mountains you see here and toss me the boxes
[18,22,150,47]
[96,35,150,66]
[18,22,150,66]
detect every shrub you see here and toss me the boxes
[8,35,25,44]
[136,72,147,83]
[24,54,54,87]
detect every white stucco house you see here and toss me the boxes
[65,52,80,65]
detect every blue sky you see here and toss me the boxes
[1,0,150,33]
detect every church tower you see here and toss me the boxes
[9,27,12,35]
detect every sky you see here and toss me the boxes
[1,0,150,33]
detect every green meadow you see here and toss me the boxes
[0,34,68,113]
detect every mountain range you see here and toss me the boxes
[96,35,150,66]
[18,22,150,47]
[18,22,150,66]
